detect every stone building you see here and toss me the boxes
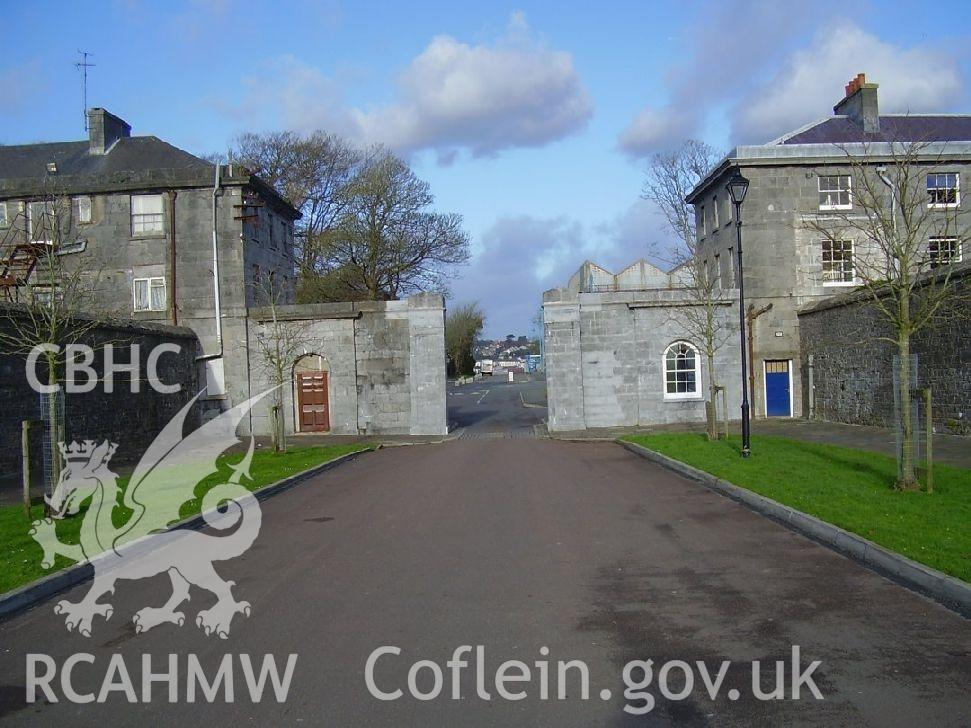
[0,108,447,442]
[543,259,742,431]
[686,75,971,419]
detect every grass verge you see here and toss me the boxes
[0,444,368,595]
[623,433,971,583]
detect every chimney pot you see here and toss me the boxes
[834,75,879,134]
[87,108,131,155]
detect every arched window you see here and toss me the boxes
[663,341,701,399]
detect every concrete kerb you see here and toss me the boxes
[618,439,971,618]
[0,448,369,621]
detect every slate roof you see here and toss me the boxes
[0,136,211,180]
[0,134,300,218]
[779,115,971,145]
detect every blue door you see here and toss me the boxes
[764,360,791,417]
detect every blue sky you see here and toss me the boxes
[2,0,969,337]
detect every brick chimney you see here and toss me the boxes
[833,73,879,133]
[87,108,131,155]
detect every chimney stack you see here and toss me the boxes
[833,73,880,134]
[87,108,131,155]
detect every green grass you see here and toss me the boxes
[0,444,368,595]
[623,433,971,583]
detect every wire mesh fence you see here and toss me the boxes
[38,389,64,499]
[891,353,929,484]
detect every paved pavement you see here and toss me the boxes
[1,437,970,726]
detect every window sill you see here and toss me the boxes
[818,205,852,211]
[822,281,857,287]
[132,309,168,318]
[130,234,167,241]
[928,203,959,210]
[663,394,704,402]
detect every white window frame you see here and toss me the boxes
[927,173,960,209]
[712,196,720,228]
[130,194,165,236]
[821,239,856,286]
[699,205,706,238]
[0,201,8,228]
[27,200,54,245]
[927,237,962,268]
[662,341,702,401]
[132,276,167,311]
[818,175,852,210]
[75,195,92,224]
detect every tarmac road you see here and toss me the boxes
[447,375,547,437]
[0,435,969,726]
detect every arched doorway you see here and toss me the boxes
[294,355,330,433]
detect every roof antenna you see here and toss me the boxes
[75,50,95,132]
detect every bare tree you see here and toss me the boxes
[227,131,360,278]
[801,140,969,489]
[445,302,485,377]
[250,274,314,453]
[0,191,110,499]
[642,140,728,440]
[318,147,471,301]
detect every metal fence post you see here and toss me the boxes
[22,420,36,519]
[924,387,933,494]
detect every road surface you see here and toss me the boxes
[447,375,547,437]
[0,385,969,725]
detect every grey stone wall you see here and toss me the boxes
[0,307,199,474]
[544,287,743,431]
[798,266,971,434]
[246,293,447,437]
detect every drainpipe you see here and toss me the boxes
[197,164,224,361]
[168,190,178,326]
[876,166,898,276]
[211,163,223,352]
[807,353,815,420]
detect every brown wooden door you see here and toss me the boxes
[297,371,330,432]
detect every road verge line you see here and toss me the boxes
[618,439,971,618]
[0,449,368,621]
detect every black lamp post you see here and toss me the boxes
[726,169,751,458]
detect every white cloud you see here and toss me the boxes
[617,3,966,157]
[732,22,964,142]
[354,13,591,156]
[231,12,591,160]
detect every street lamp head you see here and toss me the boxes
[726,169,750,206]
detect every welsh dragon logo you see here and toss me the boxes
[29,389,274,640]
